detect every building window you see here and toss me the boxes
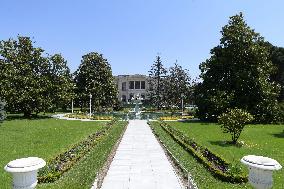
[141,81,145,89]
[122,82,126,91]
[135,81,140,89]
[129,81,134,89]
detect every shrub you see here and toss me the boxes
[218,108,254,144]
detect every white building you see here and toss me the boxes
[114,74,149,102]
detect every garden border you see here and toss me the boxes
[158,121,247,183]
[38,119,122,183]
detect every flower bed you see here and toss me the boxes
[159,115,194,121]
[38,119,122,183]
[159,121,247,183]
[64,113,113,120]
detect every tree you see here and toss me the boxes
[164,63,191,109]
[0,36,73,116]
[48,54,75,111]
[74,52,117,111]
[0,36,52,117]
[148,56,167,109]
[195,13,280,123]
[269,45,284,102]
[0,100,5,122]
[218,108,254,144]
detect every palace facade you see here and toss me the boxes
[114,74,149,102]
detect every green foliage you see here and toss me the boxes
[218,109,254,144]
[164,63,192,109]
[74,52,117,111]
[268,44,284,102]
[0,100,5,121]
[0,36,74,116]
[48,54,75,111]
[148,55,167,109]
[195,13,281,123]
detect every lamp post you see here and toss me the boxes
[89,94,92,118]
[71,99,74,114]
[181,93,185,115]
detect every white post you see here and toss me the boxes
[89,94,92,118]
[71,99,74,114]
[181,93,184,115]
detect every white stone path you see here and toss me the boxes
[100,120,183,189]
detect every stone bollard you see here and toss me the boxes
[4,157,46,189]
[241,155,282,189]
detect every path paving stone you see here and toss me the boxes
[100,120,183,189]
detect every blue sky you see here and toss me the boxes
[1,0,284,78]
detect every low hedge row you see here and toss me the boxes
[38,119,120,183]
[159,121,248,183]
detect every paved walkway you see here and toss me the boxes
[100,120,183,189]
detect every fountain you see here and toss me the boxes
[130,93,143,119]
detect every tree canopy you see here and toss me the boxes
[74,52,117,111]
[0,36,74,116]
[195,13,280,123]
[164,63,191,108]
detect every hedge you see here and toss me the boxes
[38,119,123,183]
[159,121,247,183]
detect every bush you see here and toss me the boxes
[218,108,254,144]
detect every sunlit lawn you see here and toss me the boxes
[166,121,284,188]
[0,117,106,188]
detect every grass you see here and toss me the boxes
[151,121,284,189]
[0,116,116,188]
[167,121,284,188]
[38,121,126,189]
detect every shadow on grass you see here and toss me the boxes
[272,131,284,138]
[178,119,204,123]
[209,140,242,148]
[6,114,52,121]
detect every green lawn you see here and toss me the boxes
[151,121,284,189]
[38,121,126,189]
[0,117,111,188]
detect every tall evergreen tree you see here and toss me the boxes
[147,56,167,109]
[195,13,280,123]
[74,52,117,111]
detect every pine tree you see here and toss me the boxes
[148,56,167,109]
